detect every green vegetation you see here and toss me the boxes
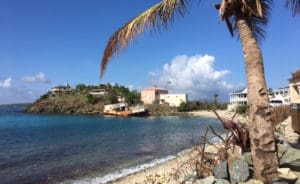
[236,104,248,115]
[177,102,189,112]
[26,83,141,115]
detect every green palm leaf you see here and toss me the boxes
[101,0,188,77]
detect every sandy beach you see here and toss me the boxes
[110,110,246,184]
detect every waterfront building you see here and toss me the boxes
[228,88,248,111]
[141,86,168,104]
[160,94,188,107]
[228,86,291,110]
[270,87,290,106]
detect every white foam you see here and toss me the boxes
[62,155,176,184]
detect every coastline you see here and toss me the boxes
[107,110,244,184]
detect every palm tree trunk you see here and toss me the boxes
[236,17,278,183]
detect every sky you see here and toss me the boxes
[0,0,299,104]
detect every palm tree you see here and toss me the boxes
[100,1,298,182]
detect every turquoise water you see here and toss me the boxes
[0,106,224,184]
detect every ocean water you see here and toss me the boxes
[0,105,224,184]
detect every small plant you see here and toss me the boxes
[177,102,189,112]
[86,94,97,104]
[236,104,248,114]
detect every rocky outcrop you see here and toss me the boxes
[25,94,104,115]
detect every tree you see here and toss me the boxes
[100,1,298,182]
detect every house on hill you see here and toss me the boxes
[141,86,168,104]
[51,83,72,93]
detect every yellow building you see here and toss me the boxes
[141,86,168,104]
[289,69,300,103]
[159,94,188,107]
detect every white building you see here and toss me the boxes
[159,94,188,107]
[270,87,290,106]
[228,88,247,111]
[228,87,290,110]
[89,89,107,95]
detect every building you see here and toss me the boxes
[289,69,300,103]
[51,84,72,93]
[228,87,291,110]
[141,86,168,104]
[228,88,248,111]
[159,94,188,107]
[89,89,107,95]
[270,87,290,106]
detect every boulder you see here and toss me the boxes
[241,152,253,166]
[215,179,230,184]
[193,176,215,184]
[271,168,298,184]
[230,160,250,183]
[280,147,300,171]
[213,161,229,179]
[237,179,264,184]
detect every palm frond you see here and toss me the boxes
[101,0,188,77]
[286,0,300,16]
[218,0,272,43]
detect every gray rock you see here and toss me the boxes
[280,147,300,171]
[213,161,229,179]
[231,160,250,182]
[193,176,215,184]
[184,174,197,183]
[241,152,253,166]
[215,179,230,184]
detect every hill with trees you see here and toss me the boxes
[25,83,141,115]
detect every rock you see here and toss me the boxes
[193,176,215,184]
[215,179,230,184]
[183,174,197,183]
[280,147,300,171]
[238,179,264,184]
[213,161,229,179]
[230,160,250,183]
[271,168,298,184]
[241,152,253,166]
[276,117,299,144]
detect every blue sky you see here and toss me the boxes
[0,0,299,104]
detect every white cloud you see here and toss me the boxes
[0,78,12,88]
[21,72,50,83]
[148,54,235,101]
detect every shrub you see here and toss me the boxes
[236,104,248,114]
[178,102,190,112]
[86,94,97,104]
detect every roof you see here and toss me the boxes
[142,86,167,91]
[230,88,247,94]
[290,69,300,82]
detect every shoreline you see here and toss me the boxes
[108,110,246,183]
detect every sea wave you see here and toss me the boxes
[62,133,226,184]
[62,155,176,184]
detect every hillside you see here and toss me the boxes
[25,84,141,115]
[25,93,104,115]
